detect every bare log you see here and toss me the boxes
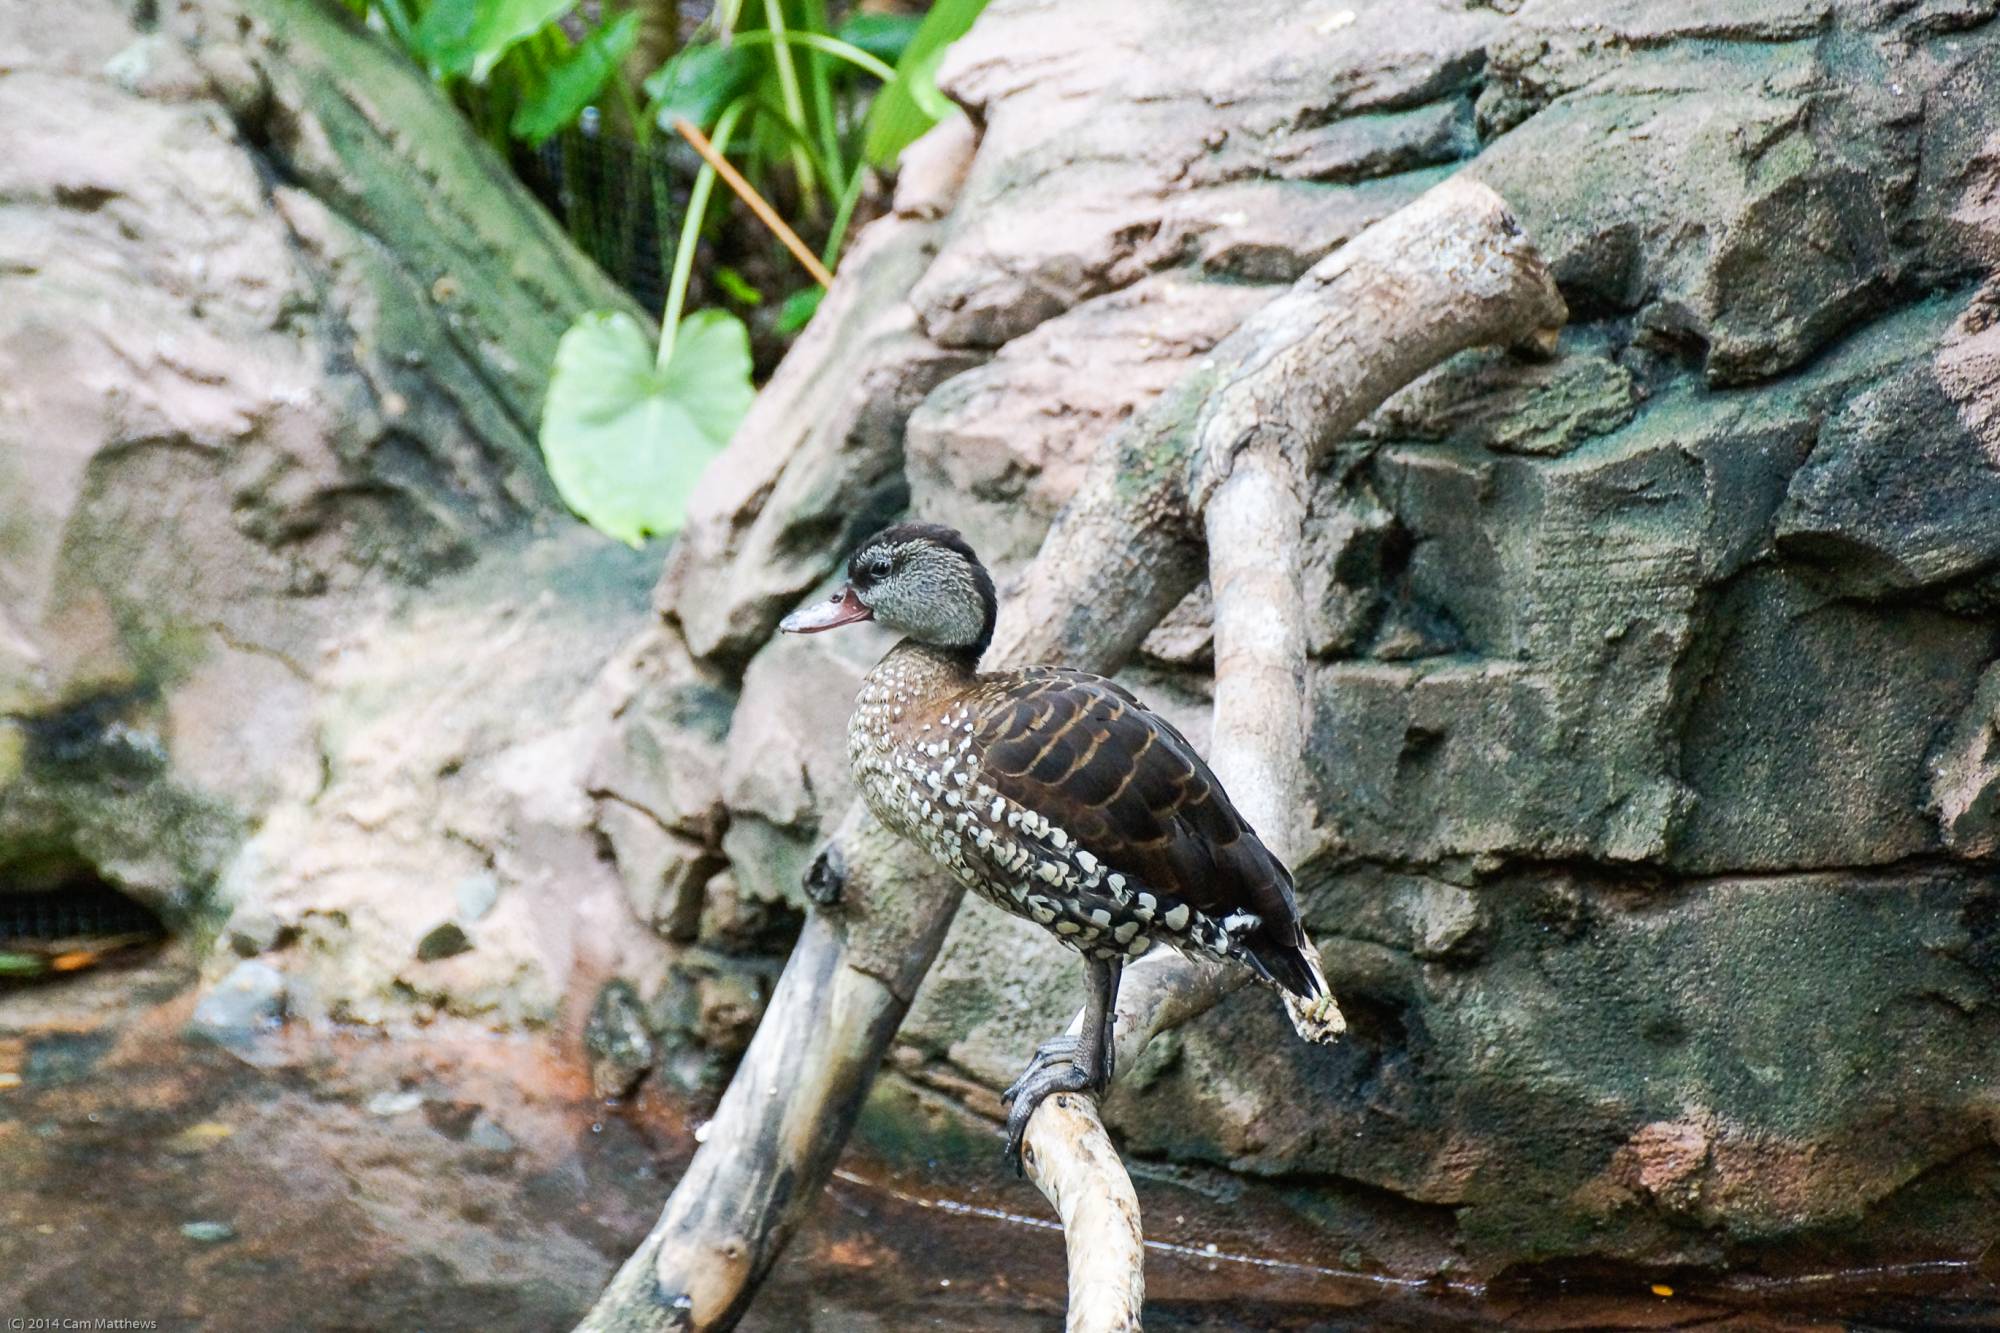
[1020,1093,1145,1333]
[581,173,1563,1332]
[578,813,954,1332]
[1205,445,1348,1043]
[989,174,1566,670]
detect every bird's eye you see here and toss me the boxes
[868,553,894,579]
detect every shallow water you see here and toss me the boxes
[2,953,1995,1331]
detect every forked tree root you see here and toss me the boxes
[577,173,1563,1333]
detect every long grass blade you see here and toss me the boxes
[720,30,896,83]
[800,0,839,187]
[758,0,819,203]
[659,98,749,367]
[821,156,869,271]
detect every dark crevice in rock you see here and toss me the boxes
[0,850,172,974]
[1145,1151,1471,1230]
[1658,557,1770,831]
[197,620,311,683]
[7,686,167,784]
[1306,851,1994,903]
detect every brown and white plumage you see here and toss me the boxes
[950,666,1317,994]
[782,522,1324,1167]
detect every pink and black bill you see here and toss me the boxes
[779,585,872,634]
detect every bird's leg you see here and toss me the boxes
[1002,958,1122,1174]
[1092,957,1121,1093]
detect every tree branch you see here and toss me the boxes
[1020,1093,1145,1333]
[575,814,956,1332]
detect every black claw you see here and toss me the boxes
[1001,1061,1091,1176]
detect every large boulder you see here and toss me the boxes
[0,0,665,1019]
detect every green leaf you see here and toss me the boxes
[713,265,765,305]
[540,309,755,546]
[835,13,923,67]
[414,0,576,81]
[645,42,758,132]
[724,29,898,83]
[510,11,638,146]
[775,285,823,335]
[374,0,420,56]
[862,0,989,168]
[0,951,47,977]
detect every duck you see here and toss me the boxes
[781,521,1326,1169]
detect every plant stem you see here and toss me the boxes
[675,116,834,288]
[658,98,747,369]
[800,0,840,182]
[760,0,819,208]
[821,158,868,271]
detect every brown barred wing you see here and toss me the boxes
[963,668,1321,998]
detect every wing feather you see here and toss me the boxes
[961,669,1311,989]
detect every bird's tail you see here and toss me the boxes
[1241,927,1344,1044]
[1276,932,1344,1044]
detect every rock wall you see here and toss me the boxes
[0,0,667,1024]
[606,0,2000,1280]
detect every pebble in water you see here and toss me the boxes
[180,1221,236,1243]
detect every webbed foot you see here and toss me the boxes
[999,1032,1114,1175]
[1002,1034,1079,1103]
[1001,1058,1091,1176]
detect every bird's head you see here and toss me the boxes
[779,522,996,659]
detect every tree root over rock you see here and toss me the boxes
[577,175,1564,1333]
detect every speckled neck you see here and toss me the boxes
[848,640,982,844]
[850,640,978,764]
[868,639,980,704]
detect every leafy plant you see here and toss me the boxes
[862,0,987,168]
[540,1,993,545]
[540,106,758,545]
[510,10,640,145]
[540,308,753,545]
[642,0,982,277]
[343,0,640,151]
[342,0,997,546]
